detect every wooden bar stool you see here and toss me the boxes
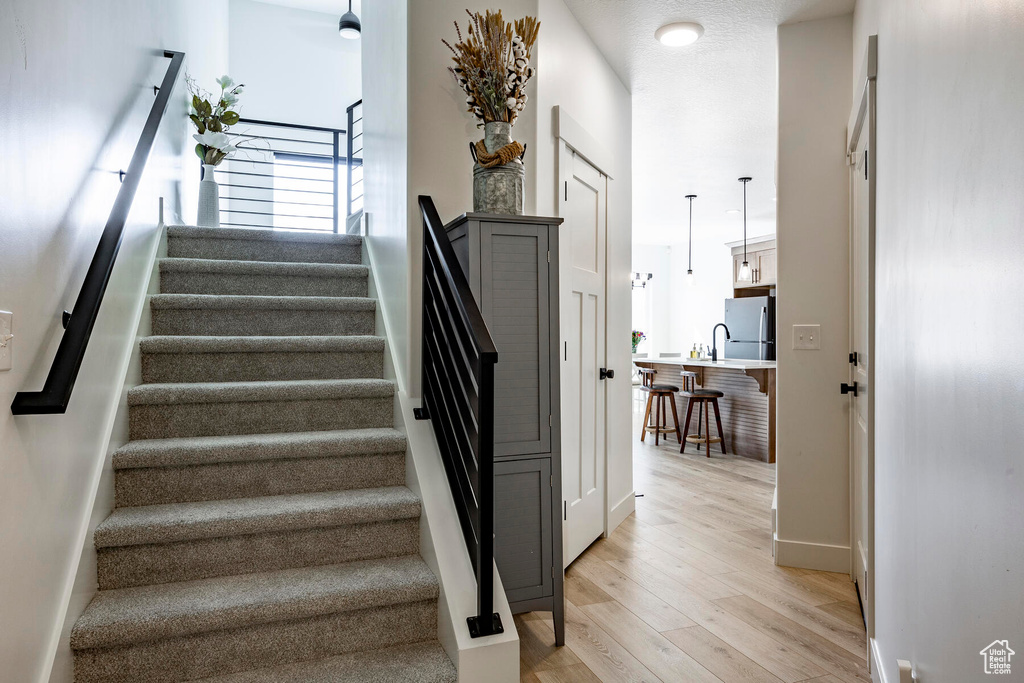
[681,378,727,456]
[637,368,681,445]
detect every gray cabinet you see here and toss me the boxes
[446,213,565,645]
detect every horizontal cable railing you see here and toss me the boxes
[12,50,185,415]
[415,195,503,638]
[215,119,345,233]
[346,99,364,220]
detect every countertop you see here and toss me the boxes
[632,357,776,371]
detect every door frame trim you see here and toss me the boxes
[556,107,615,558]
[847,34,878,648]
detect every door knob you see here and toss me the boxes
[599,368,614,380]
[840,382,859,396]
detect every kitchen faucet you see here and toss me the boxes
[711,323,731,362]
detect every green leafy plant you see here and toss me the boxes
[187,74,247,166]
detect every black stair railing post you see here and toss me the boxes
[417,195,502,638]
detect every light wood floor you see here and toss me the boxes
[516,393,868,682]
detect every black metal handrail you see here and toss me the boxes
[415,195,503,638]
[12,50,185,415]
[345,99,363,218]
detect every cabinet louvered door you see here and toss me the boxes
[479,223,552,457]
[493,458,552,602]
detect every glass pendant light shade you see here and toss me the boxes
[685,194,696,286]
[738,177,752,282]
[339,0,360,39]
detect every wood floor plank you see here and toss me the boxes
[663,625,785,683]
[571,553,697,632]
[817,601,866,630]
[607,550,741,602]
[616,517,744,575]
[715,596,871,683]
[601,551,827,683]
[714,572,867,658]
[516,613,584,674]
[534,663,605,683]
[561,601,662,683]
[581,600,722,683]
[565,568,615,607]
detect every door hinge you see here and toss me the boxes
[551,566,555,578]
[547,250,551,263]
[849,351,859,366]
[564,180,568,201]
[864,149,869,179]
[549,413,552,427]
[563,501,567,520]
[550,475,553,488]
[847,152,856,166]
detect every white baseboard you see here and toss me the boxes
[870,638,886,683]
[608,490,636,533]
[774,537,850,573]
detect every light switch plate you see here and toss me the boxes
[0,311,12,371]
[793,324,820,350]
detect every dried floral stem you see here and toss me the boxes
[443,9,539,126]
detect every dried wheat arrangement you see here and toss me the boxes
[443,9,540,126]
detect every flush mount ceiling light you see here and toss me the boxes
[655,22,704,47]
[339,0,360,39]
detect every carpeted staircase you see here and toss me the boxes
[70,226,457,683]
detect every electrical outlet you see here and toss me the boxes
[0,311,12,371]
[793,324,820,350]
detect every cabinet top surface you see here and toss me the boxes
[445,212,565,230]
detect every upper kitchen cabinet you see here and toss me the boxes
[728,236,776,292]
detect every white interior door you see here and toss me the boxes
[560,144,607,566]
[848,38,876,643]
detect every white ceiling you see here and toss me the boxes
[561,0,854,246]
[248,0,360,16]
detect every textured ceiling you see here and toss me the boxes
[247,0,359,17]
[561,0,855,245]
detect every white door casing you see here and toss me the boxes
[560,141,608,566]
[848,34,877,649]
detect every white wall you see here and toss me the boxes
[631,246,672,358]
[853,2,1024,680]
[535,0,634,530]
[775,14,853,572]
[0,2,229,680]
[228,0,361,129]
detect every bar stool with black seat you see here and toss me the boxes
[637,367,681,445]
[680,373,727,456]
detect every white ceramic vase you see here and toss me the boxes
[197,164,221,228]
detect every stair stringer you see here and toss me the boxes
[362,238,520,682]
[44,220,169,683]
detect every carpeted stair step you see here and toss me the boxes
[159,258,370,297]
[128,379,394,440]
[95,487,421,589]
[167,225,362,264]
[195,641,457,683]
[71,556,439,683]
[112,428,408,506]
[140,335,385,383]
[149,294,376,337]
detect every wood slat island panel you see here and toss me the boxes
[634,360,776,463]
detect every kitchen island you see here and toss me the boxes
[633,358,776,463]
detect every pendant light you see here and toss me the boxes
[685,194,696,285]
[339,0,361,39]
[738,177,752,282]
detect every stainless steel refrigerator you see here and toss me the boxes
[724,296,776,360]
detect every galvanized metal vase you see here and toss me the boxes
[473,121,525,215]
[197,164,221,228]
